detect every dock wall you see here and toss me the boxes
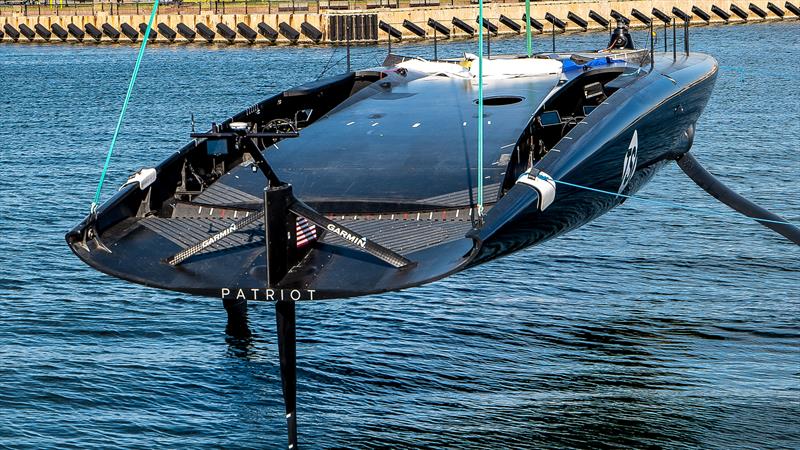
[1,0,797,45]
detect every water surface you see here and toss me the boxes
[0,22,798,449]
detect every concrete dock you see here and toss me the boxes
[1,0,797,45]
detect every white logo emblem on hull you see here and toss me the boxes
[619,130,638,194]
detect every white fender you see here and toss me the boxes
[516,168,557,211]
[120,167,157,191]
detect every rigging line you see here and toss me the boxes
[315,44,339,80]
[477,0,485,218]
[90,0,160,214]
[318,53,351,79]
[536,174,799,227]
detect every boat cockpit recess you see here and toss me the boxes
[500,66,630,193]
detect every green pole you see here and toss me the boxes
[525,0,532,56]
[477,0,484,218]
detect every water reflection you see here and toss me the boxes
[223,298,254,358]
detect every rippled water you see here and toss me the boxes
[1,21,798,448]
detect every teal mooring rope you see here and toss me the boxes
[525,0,532,56]
[536,173,798,227]
[90,0,160,213]
[476,0,485,218]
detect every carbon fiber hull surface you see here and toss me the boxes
[67,52,718,300]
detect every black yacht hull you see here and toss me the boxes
[67,52,718,301]
[475,54,718,264]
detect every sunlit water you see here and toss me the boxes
[0,21,798,448]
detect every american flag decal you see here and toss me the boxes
[295,216,317,248]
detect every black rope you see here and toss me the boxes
[316,46,340,80]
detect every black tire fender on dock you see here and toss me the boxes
[258,22,278,42]
[18,23,36,41]
[652,7,672,23]
[67,23,85,42]
[51,23,68,41]
[102,23,120,41]
[451,17,475,36]
[402,19,426,37]
[196,22,216,43]
[237,22,257,43]
[588,10,609,28]
[711,5,731,22]
[610,9,630,24]
[85,23,103,42]
[522,14,544,32]
[672,6,692,22]
[692,6,712,22]
[157,23,177,42]
[120,23,138,42]
[544,12,566,30]
[630,8,651,25]
[176,23,196,42]
[476,16,499,34]
[3,24,20,42]
[35,23,52,41]
[767,2,785,17]
[300,22,322,43]
[379,20,403,40]
[279,22,300,43]
[749,2,768,17]
[567,11,589,30]
[497,15,521,33]
[787,1,800,17]
[428,18,451,36]
[730,3,749,20]
[216,22,236,43]
[138,23,157,41]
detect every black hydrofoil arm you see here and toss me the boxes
[677,152,800,245]
[276,300,298,450]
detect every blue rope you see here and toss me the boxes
[91,0,160,213]
[536,174,798,227]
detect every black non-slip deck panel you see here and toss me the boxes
[192,181,261,206]
[320,217,471,254]
[139,209,471,257]
[140,217,263,255]
[419,183,501,207]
